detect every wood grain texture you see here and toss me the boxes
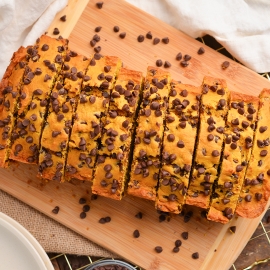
[1,0,270,269]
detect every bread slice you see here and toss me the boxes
[0,47,29,167]
[65,55,122,181]
[9,35,68,164]
[92,68,143,199]
[186,76,229,209]
[207,92,259,223]
[235,89,270,218]
[156,82,201,213]
[38,52,89,182]
[128,67,171,201]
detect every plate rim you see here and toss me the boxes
[0,212,54,270]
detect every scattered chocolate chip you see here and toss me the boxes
[83,205,90,212]
[96,2,103,9]
[52,206,59,214]
[80,212,86,219]
[146,31,152,39]
[192,252,199,259]
[155,246,163,253]
[95,26,102,32]
[184,54,191,61]
[198,47,205,54]
[79,198,86,204]
[175,239,182,247]
[164,61,171,68]
[53,28,60,35]
[162,37,169,44]
[222,61,230,69]
[137,35,144,42]
[173,247,180,253]
[181,232,188,240]
[156,59,163,67]
[113,26,119,32]
[119,32,126,39]
[176,52,182,61]
[135,212,143,219]
[60,15,66,22]
[133,229,140,238]
[180,60,189,67]
[153,38,160,45]
[229,226,236,233]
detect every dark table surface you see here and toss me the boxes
[47,35,270,270]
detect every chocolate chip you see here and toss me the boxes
[236,165,243,172]
[179,121,186,129]
[177,140,185,148]
[133,229,140,238]
[153,38,160,45]
[59,15,66,22]
[96,2,103,9]
[154,246,163,253]
[176,52,182,60]
[164,61,171,68]
[15,144,23,153]
[173,247,180,253]
[119,32,126,39]
[137,35,144,42]
[113,26,119,32]
[198,47,205,54]
[229,226,236,233]
[83,205,90,212]
[175,239,182,247]
[181,232,188,240]
[52,131,61,137]
[94,26,102,32]
[245,194,252,202]
[255,193,262,201]
[80,212,86,219]
[52,206,59,214]
[135,212,143,219]
[33,89,42,95]
[259,126,267,133]
[192,252,199,259]
[217,88,225,95]
[207,134,214,141]
[231,143,237,150]
[156,59,163,67]
[222,61,230,69]
[184,54,191,61]
[211,150,219,157]
[53,28,60,35]
[260,150,268,157]
[180,60,189,67]
[216,127,224,134]
[26,136,33,143]
[79,198,86,204]
[242,121,249,129]
[41,44,49,51]
[167,134,175,142]
[162,37,169,44]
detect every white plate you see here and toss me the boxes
[0,212,53,270]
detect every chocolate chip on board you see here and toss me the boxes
[153,37,160,45]
[181,231,188,240]
[137,35,144,42]
[156,59,163,67]
[222,61,230,69]
[119,32,126,39]
[95,26,102,32]
[96,2,103,9]
[60,15,66,22]
[154,246,163,253]
[52,206,60,214]
[80,212,86,219]
[198,47,205,54]
[133,229,140,238]
[53,28,60,35]
[113,26,120,32]
[192,252,199,259]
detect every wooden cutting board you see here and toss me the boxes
[1,0,270,269]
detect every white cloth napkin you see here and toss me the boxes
[127,0,270,73]
[0,0,67,79]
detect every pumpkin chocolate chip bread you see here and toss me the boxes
[65,55,122,181]
[92,68,143,199]
[128,67,171,201]
[156,81,201,213]
[9,35,68,164]
[0,47,29,167]
[207,92,259,223]
[236,89,270,218]
[186,76,229,209]
[38,52,90,182]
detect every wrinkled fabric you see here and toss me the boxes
[0,0,67,79]
[127,0,270,73]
